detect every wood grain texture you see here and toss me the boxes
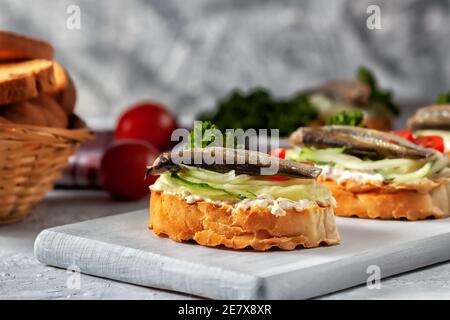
[34,210,450,299]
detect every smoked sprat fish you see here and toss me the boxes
[407,104,450,131]
[290,125,435,159]
[146,147,322,179]
[304,80,371,106]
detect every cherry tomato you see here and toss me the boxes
[414,136,445,153]
[115,102,177,151]
[267,148,289,180]
[268,148,286,159]
[267,175,290,181]
[100,139,159,201]
[390,129,414,142]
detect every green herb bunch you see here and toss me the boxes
[187,121,239,149]
[200,88,318,137]
[357,66,400,116]
[436,91,450,104]
[327,111,364,126]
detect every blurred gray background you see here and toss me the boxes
[0,0,449,129]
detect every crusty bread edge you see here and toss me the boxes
[323,179,450,220]
[0,31,53,61]
[149,191,341,251]
[0,60,55,105]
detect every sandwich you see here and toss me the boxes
[303,67,399,131]
[407,92,450,155]
[146,147,340,251]
[288,125,450,220]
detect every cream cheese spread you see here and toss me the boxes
[150,183,335,217]
[318,165,385,185]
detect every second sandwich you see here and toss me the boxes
[288,125,450,220]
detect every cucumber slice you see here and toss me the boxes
[154,166,333,203]
[257,183,331,202]
[177,169,255,198]
[381,162,432,183]
[180,165,253,185]
[170,173,243,200]
[290,147,421,172]
[429,152,450,175]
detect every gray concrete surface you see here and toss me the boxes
[0,0,448,128]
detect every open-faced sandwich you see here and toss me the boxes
[303,67,399,131]
[288,125,450,220]
[407,91,450,155]
[146,147,340,251]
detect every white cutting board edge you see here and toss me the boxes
[34,210,450,299]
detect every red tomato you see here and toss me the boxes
[268,148,286,159]
[414,136,445,152]
[267,175,290,181]
[390,130,414,142]
[267,148,289,180]
[100,139,159,201]
[115,102,177,151]
[266,148,316,180]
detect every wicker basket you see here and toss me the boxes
[0,116,93,224]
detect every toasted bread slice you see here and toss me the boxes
[0,31,53,61]
[29,94,68,128]
[58,74,76,115]
[0,100,47,126]
[149,191,340,251]
[323,179,450,220]
[47,62,76,115]
[0,59,55,105]
[0,115,11,124]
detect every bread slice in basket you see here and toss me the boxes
[0,31,53,61]
[47,62,76,115]
[0,59,55,105]
[0,100,47,126]
[29,94,68,128]
[0,31,91,225]
[0,94,68,128]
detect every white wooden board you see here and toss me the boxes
[34,210,450,299]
